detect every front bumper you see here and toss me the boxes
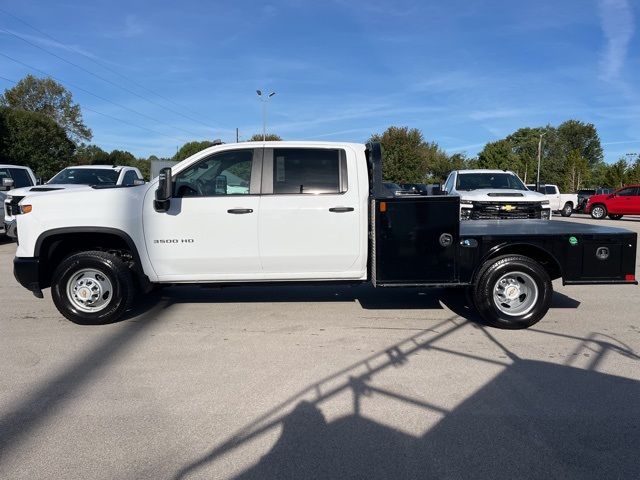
[14,257,43,297]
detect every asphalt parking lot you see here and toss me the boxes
[1,214,639,480]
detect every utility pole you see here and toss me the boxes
[236,128,239,143]
[536,132,546,190]
[256,90,276,141]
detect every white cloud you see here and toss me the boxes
[598,0,634,80]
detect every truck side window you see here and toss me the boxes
[617,187,636,196]
[174,149,253,197]
[272,148,346,194]
[6,168,34,188]
[122,170,137,186]
[545,186,556,195]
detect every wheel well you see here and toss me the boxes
[37,232,139,289]
[482,244,562,281]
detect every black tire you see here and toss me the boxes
[590,204,607,219]
[560,202,573,217]
[472,255,553,329]
[51,251,135,325]
[608,214,623,220]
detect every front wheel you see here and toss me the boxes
[608,214,623,220]
[51,251,135,325]
[590,204,607,219]
[561,203,573,217]
[472,255,553,329]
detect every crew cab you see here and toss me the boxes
[526,184,578,217]
[585,185,640,220]
[0,164,37,235]
[11,142,637,329]
[443,169,551,220]
[4,165,143,239]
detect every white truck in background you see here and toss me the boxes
[0,164,38,236]
[526,184,578,217]
[442,170,551,220]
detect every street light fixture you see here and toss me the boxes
[536,132,546,190]
[256,90,276,141]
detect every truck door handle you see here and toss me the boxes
[227,208,253,214]
[329,207,354,213]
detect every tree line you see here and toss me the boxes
[1,74,638,190]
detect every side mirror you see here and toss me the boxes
[36,177,43,185]
[1,177,14,191]
[154,167,173,212]
[214,175,227,195]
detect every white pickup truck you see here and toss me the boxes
[443,170,551,220]
[11,142,638,329]
[4,165,143,239]
[526,184,578,217]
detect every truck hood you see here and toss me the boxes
[459,189,545,202]
[5,184,95,200]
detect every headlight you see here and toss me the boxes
[541,200,550,205]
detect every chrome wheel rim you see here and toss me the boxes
[592,206,604,218]
[493,271,539,316]
[66,268,113,313]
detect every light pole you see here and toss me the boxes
[256,90,276,141]
[536,132,546,190]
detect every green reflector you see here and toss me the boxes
[569,236,578,246]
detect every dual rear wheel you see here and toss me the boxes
[469,255,553,329]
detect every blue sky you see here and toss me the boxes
[1,0,638,161]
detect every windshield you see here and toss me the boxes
[456,172,527,191]
[48,168,119,186]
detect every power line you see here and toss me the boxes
[0,51,198,139]
[0,7,227,132]
[0,74,188,144]
[0,28,205,138]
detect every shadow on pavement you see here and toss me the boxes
[0,294,169,461]
[174,316,638,480]
[128,283,579,320]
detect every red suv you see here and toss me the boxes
[585,185,640,219]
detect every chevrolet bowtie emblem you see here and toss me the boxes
[501,205,516,211]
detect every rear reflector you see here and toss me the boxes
[625,274,635,281]
[379,202,387,212]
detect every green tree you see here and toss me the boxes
[604,159,628,188]
[173,140,216,161]
[0,107,75,178]
[74,144,110,165]
[1,74,92,143]
[478,139,517,170]
[248,133,282,141]
[556,120,603,168]
[108,149,151,180]
[368,126,433,183]
[564,149,590,191]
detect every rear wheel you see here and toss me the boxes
[472,255,553,329]
[590,204,607,219]
[561,202,573,217]
[608,214,623,220]
[51,251,135,325]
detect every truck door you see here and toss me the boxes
[608,186,636,214]
[545,186,560,209]
[258,147,364,278]
[143,148,263,280]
